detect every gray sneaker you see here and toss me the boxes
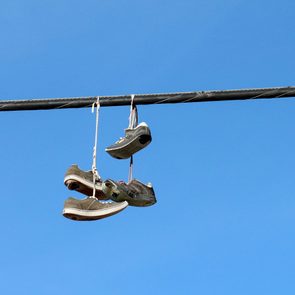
[102,179,157,207]
[64,164,108,200]
[63,197,128,221]
[105,122,152,159]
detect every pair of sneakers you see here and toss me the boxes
[63,165,156,221]
[62,122,156,221]
[104,120,156,206]
[63,165,129,221]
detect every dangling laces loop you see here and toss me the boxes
[128,155,133,183]
[128,95,138,129]
[128,95,137,183]
[91,96,101,198]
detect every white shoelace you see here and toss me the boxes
[91,97,101,198]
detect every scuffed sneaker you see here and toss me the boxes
[105,122,152,159]
[63,197,128,221]
[102,179,157,207]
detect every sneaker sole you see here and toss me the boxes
[106,134,152,159]
[64,174,108,200]
[63,201,128,221]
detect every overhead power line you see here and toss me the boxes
[0,86,295,112]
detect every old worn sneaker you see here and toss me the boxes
[102,179,156,207]
[105,122,152,159]
[64,164,108,200]
[63,197,128,221]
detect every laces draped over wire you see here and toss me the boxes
[91,95,137,187]
[128,95,138,129]
[91,96,101,198]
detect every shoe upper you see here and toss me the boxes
[64,164,101,183]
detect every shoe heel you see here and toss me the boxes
[66,180,80,191]
[111,188,120,196]
[139,134,151,145]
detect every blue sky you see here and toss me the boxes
[1,0,295,294]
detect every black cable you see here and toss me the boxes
[0,86,294,112]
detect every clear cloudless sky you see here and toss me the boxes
[0,0,295,294]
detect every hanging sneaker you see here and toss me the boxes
[102,179,157,207]
[105,122,152,159]
[64,164,108,200]
[63,197,128,221]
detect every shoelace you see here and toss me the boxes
[91,97,101,198]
